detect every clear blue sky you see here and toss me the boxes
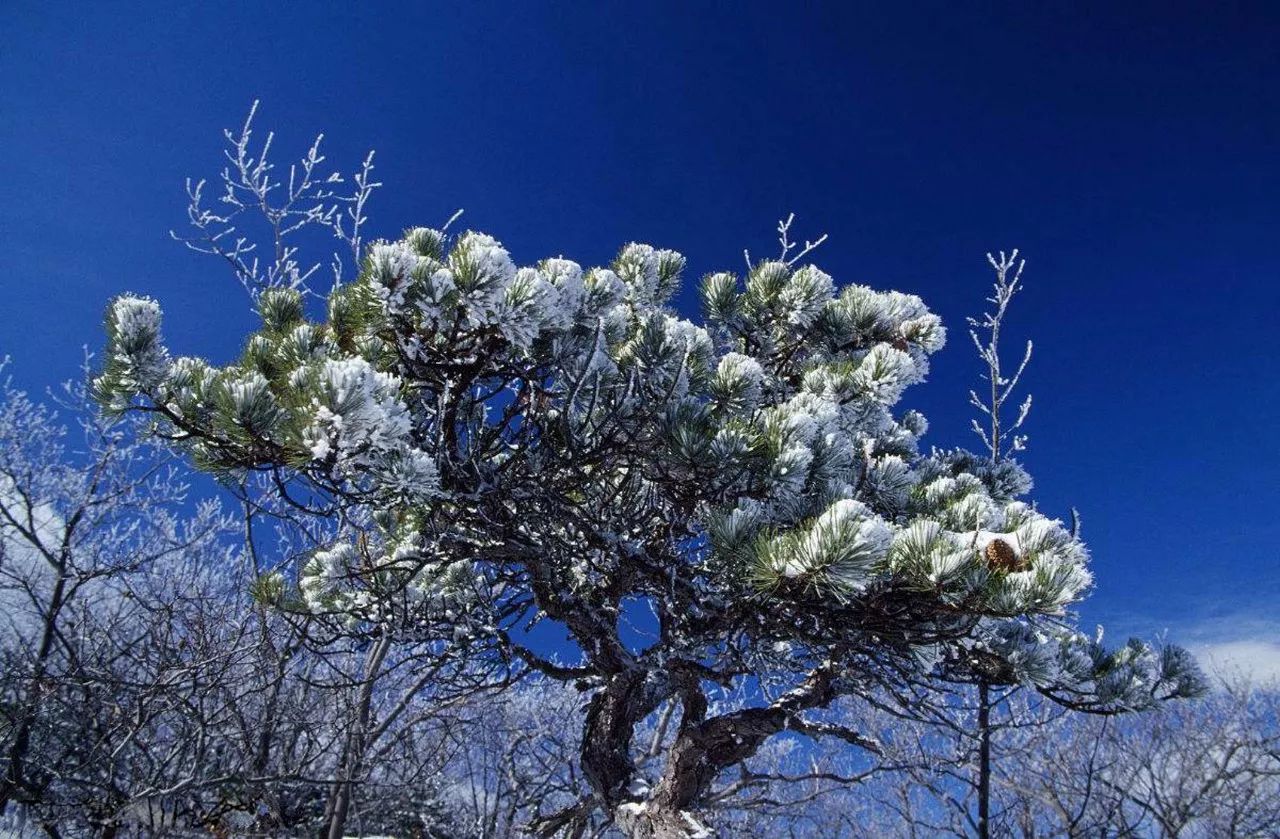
[2,2,1277,659]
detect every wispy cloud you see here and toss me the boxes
[1193,639,1280,685]
[1179,612,1280,686]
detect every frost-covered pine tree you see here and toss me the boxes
[96,186,1205,834]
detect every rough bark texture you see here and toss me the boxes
[615,803,711,839]
[607,664,840,838]
[581,670,669,809]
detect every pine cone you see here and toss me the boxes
[984,537,1027,572]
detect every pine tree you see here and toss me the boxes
[95,218,1205,838]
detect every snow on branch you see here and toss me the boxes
[170,100,382,299]
[968,249,1034,461]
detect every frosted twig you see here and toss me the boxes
[777,212,829,267]
[441,208,465,233]
[170,100,380,300]
[968,249,1033,461]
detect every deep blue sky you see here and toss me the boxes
[2,2,1277,662]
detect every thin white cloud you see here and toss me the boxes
[1175,611,1280,688]
[1192,639,1280,686]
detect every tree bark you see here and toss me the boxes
[616,663,839,839]
[977,680,992,839]
[580,669,668,810]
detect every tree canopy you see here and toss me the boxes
[94,223,1205,837]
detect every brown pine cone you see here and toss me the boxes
[984,537,1028,572]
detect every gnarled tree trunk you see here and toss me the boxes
[611,663,841,839]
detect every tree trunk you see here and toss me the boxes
[616,664,839,839]
[977,680,992,839]
[581,669,668,810]
[324,634,391,839]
